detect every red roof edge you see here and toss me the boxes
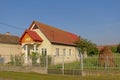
[66,32,80,41]
[19,30,43,43]
[19,29,27,43]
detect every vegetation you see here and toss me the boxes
[110,46,117,53]
[9,54,24,66]
[30,52,39,66]
[49,53,120,70]
[40,55,52,67]
[117,43,120,53]
[0,71,120,80]
[74,36,99,56]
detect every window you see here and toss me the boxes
[69,49,72,56]
[33,24,38,29]
[42,48,47,56]
[63,49,66,56]
[56,48,59,56]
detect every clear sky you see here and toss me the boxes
[0,0,120,45]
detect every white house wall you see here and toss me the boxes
[0,43,21,63]
[51,44,78,64]
[33,29,79,64]
[34,29,52,55]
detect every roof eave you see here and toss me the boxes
[51,41,76,46]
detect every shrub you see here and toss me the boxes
[110,46,117,53]
[40,55,52,67]
[117,43,120,53]
[30,52,39,66]
[9,54,24,66]
[88,47,99,56]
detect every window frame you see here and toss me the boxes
[56,48,59,56]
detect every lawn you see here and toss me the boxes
[0,71,120,80]
[49,53,120,70]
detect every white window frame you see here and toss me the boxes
[69,49,72,56]
[42,48,47,56]
[56,48,59,56]
[63,48,66,56]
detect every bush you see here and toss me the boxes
[117,44,120,53]
[88,47,99,56]
[30,52,39,66]
[40,55,52,67]
[110,46,117,53]
[9,54,24,66]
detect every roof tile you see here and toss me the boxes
[32,21,79,45]
[0,34,19,44]
[20,30,43,42]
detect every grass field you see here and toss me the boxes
[49,53,120,70]
[0,71,120,80]
[48,53,120,75]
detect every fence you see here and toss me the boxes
[48,53,120,76]
[0,53,120,76]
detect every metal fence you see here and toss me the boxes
[0,54,120,76]
[48,54,120,76]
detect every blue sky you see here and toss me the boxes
[0,0,120,45]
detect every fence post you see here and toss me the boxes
[105,56,109,70]
[14,55,16,66]
[46,55,48,73]
[80,54,83,75]
[62,54,64,75]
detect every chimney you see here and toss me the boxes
[5,32,11,35]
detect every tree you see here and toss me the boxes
[30,52,39,66]
[110,46,117,53]
[74,36,99,56]
[117,43,120,53]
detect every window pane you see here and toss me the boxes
[56,48,59,56]
[63,49,66,56]
[42,48,47,56]
[69,49,71,56]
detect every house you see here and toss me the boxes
[0,32,21,63]
[19,21,79,64]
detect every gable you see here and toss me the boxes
[20,33,34,43]
[19,30,43,44]
[32,24,39,30]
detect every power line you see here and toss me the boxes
[0,22,25,30]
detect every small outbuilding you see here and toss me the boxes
[0,32,21,63]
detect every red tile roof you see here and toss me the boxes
[0,34,19,44]
[29,21,79,46]
[20,30,43,42]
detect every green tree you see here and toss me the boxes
[110,46,117,53]
[117,43,120,53]
[74,36,99,56]
[30,52,39,66]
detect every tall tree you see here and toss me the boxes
[74,36,99,56]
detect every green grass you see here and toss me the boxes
[49,53,120,70]
[0,71,120,80]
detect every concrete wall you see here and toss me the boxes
[0,43,21,63]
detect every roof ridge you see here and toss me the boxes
[0,33,19,38]
[34,21,74,34]
[0,33,20,44]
